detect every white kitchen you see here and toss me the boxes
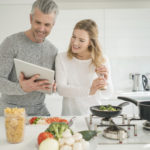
[0,0,150,150]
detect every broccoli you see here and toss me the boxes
[46,122,69,140]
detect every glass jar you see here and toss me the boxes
[4,107,25,144]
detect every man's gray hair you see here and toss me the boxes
[31,0,59,16]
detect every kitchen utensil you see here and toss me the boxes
[118,96,150,121]
[142,74,150,91]
[130,73,144,91]
[90,102,129,118]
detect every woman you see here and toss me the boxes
[56,19,113,116]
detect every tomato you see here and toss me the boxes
[29,117,41,124]
[59,119,68,124]
[29,117,38,124]
[38,132,54,145]
[45,117,68,124]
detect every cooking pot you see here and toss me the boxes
[90,102,129,118]
[118,96,150,121]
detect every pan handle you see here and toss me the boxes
[118,102,129,107]
[117,96,138,106]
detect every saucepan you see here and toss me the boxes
[118,96,150,121]
[90,102,129,118]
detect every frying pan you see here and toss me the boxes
[90,102,129,118]
[118,96,150,121]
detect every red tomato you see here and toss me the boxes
[45,118,52,124]
[59,119,68,124]
[45,117,68,124]
[38,132,54,145]
[29,117,37,124]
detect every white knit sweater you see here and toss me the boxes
[56,52,113,116]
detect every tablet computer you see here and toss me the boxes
[14,58,55,94]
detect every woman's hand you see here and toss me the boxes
[95,65,108,80]
[89,76,107,95]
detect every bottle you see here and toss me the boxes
[97,74,107,90]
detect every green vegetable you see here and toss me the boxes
[46,122,69,140]
[33,117,41,124]
[99,105,118,111]
[79,130,98,141]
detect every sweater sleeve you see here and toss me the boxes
[55,54,90,98]
[0,37,27,95]
[100,56,114,97]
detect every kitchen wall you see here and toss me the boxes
[0,0,150,115]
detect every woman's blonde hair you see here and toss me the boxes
[67,19,105,67]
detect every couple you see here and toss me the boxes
[0,0,113,116]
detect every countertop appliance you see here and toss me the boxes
[142,73,150,91]
[130,73,144,91]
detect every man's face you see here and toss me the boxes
[30,8,56,43]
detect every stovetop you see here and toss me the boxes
[85,115,150,144]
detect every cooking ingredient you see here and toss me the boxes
[62,129,72,138]
[59,138,65,146]
[99,105,118,111]
[60,145,72,150]
[73,132,82,141]
[79,130,97,141]
[39,138,59,150]
[4,107,25,143]
[46,122,69,139]
[73,142,83,150]
[29,117,41,124]
[46,117,68,124]
[38,132,54,145]
[59,129,89,150]
[29,117,68,125]
[64,137,75,145]
[36,119,47,124]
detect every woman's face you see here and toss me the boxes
[71,29,90,56]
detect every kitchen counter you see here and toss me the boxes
[0,116,150,150]
[115,91,150,99]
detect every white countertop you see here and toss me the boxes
[115,91,150,99]
[0,116,150,150]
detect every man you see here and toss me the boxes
[0,0,58,116]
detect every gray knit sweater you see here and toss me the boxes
[0,32,58,116]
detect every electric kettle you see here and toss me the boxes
[131,73,144,91]
[142,73,150,91]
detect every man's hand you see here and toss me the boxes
[52,81,56,93]
[19,72,51,93]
